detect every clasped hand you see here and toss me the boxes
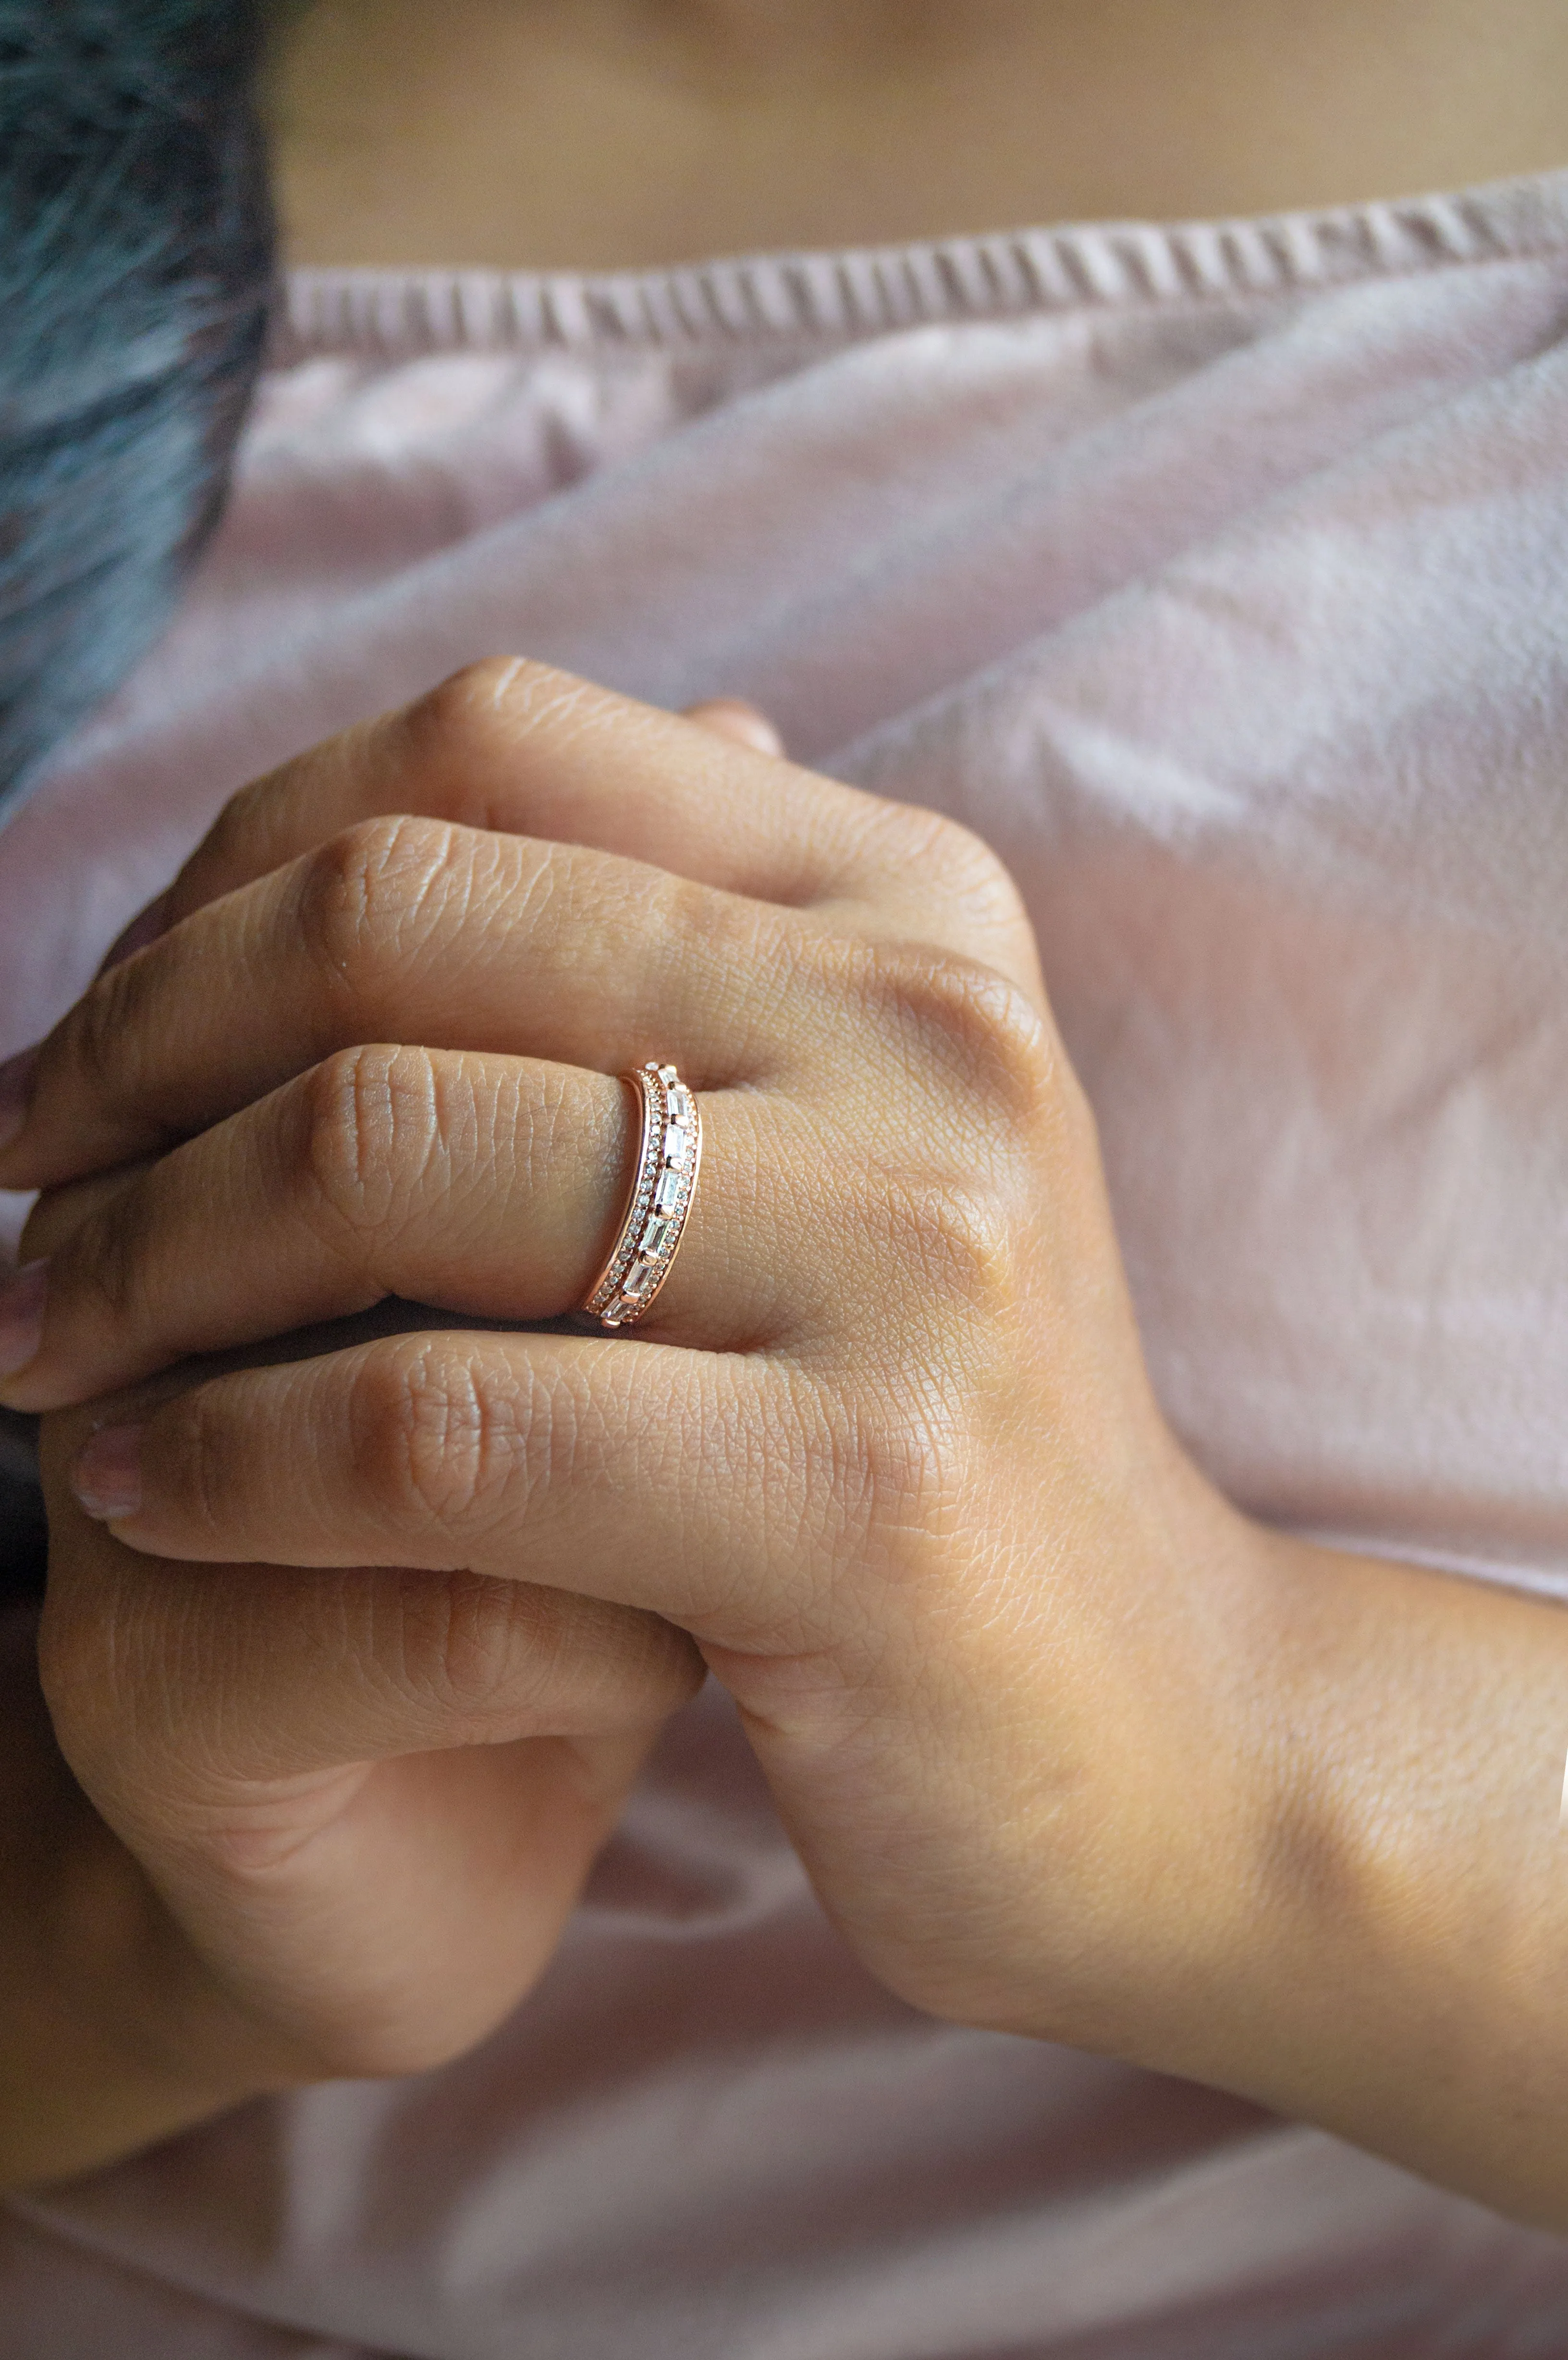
[0,662,1282,2166]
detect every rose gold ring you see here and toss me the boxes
[581,1063,703,1329]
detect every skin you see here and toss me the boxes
[273,0,1568,269]
[1,663,1568,2226]
[3,0,1568,2219]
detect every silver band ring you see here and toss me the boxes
[582,1063,703,1329]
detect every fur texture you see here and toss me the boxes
[0,1,276,816]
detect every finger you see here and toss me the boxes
[38,1429,704,2076]
[41,1504,703,1793]
[1,1164,151,1381]
[0,669,1040,1184]
[19,1162,150,1264]
[158,662,1032,977]
[96,891,171,978]
[683,698,785,759]
[1,1163,147,1389]
[1,1049,808,1413]
[162,663,865,918]
[0,818,805,1187]
[87,696,784,981]
[63,1329,828,1651]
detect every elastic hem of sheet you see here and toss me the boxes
[272,167,1568,362]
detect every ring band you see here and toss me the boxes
[582,1063,703,1328]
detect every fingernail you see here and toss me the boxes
[686,699,786,759]
[72,1424,144,1521]
[0,1258,47,1380]
[0,1045,39,1153]
[99,892,171,975]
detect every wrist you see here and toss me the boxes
[992,1473,1286,2059]
[1032,1506,1568,2228]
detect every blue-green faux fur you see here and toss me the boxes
[0,2,276,816]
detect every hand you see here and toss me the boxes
[7,662,1568,2226]
[2,1396,701,2185]
[1,657,1168,2038]
[0,695,788,2184]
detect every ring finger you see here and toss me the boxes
[2,819,810,1191]
[0,1047,812,1414]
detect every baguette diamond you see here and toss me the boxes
[581,1061,703,1328]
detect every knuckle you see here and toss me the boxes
[805,1372,974,1586]
[296,813,464,1001]
[891,1175,1023,1324]
[870,801,1033,929]
[398,660,533,777]
[430,1576,546,1720]
[295,1043,440,1242]
[635,870,784,1043]
[345,1339,526,1534]
[850,939,1057,1125]
[645,865,748,964]
[68,1179,156,1330]
[394,1572,599,1735]
[930,814,1032,936]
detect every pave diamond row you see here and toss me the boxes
[583,1063,703,1328]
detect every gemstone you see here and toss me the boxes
[625,1259,659,1297]
[664,1126,692,1169]
[655,1169,683,1216]
[667,1083,694,1125]
[642,1216,675,1257]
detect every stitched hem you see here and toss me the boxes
[274,167,1568,361]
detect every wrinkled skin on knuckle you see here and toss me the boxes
[391,664,511,786]
[345,1337,527,1544]
[372,1569,559,1733]
[640,867,777,1023]
[882,1171,1031,1343]
[820,939,1064,1304]
[392,658,612,825]
[294,1042,442,1258]
[392,1570,700,1740]
[854,802,1043,979]
[399,658,533,772]
[833,1367,976,1577]
[889,803,1023,912]
[61,1172,160,1338]
[726,1367,978,1701]
[350,1567,538,1735]
[294,811,468,1020]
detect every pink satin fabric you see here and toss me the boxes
[5,169,1568,2355]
